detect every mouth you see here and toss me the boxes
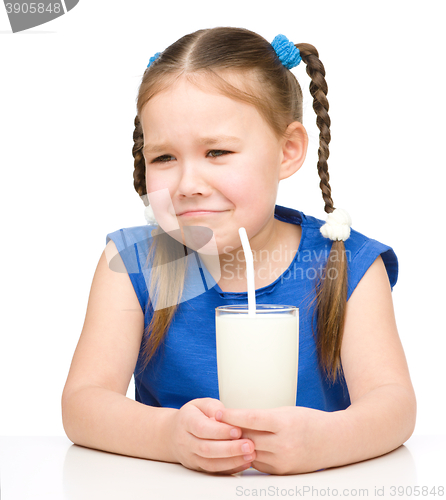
[178,210,227,217]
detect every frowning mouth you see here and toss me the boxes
[178,210,227,217]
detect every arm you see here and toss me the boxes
[61,240,176,461]
[328,254,416,465]
[62,242,255,472]
[217,255,416,474]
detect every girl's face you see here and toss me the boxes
[140,75,293,256]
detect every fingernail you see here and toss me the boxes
[230,428,239,438]
[215,410,222,421]
[243,454,253,461]
[242,443,250,453]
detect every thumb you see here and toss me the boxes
[189,397,226,419]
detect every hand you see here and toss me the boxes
[216,405,332,475]
[168,398,256,475]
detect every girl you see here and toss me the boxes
[61,27,416,475]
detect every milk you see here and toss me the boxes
[216,311,298,409]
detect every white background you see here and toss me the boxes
[0,1,444,437]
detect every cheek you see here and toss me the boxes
[145,170,175,196]
[219,178,244,199]
[221,169,273,202]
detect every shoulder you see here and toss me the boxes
[105,224,159,314]
[106,224,157,253]
[276,205,399,298]
[105,224,158,273]
[304,211,398,298]
[298,211,383,256]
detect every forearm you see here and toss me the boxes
[62,386,178,462]
[316,383,417,470]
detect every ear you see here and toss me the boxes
[279,122,308,180]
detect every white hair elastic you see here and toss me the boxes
[320,208,352,242]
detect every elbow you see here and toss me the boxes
[61,386,83,446]
[61,389,75,443]
[408,391,417,440]
[400,385,417,443]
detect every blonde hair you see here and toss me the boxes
[132,27,347,381]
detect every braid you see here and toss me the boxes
[296,44,333,215]
[297,43,348,381]
[132,115,147,203]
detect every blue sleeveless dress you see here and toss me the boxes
[106,205,398,412]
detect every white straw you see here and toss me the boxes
[238,227,256,317]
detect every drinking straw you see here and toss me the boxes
[238,227,256,317]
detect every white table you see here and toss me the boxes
[1,435,444,499]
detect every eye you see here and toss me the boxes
[207,150,232,158]
[150,150,232,163]
[151,154,176,163]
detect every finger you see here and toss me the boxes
[214,463,253,475]
[190,397,226,419]
[193,437,256,460]
[237,429,273,452]
[195,449,256,474]
[187,405,242,440]
[184,459,251,475]
[216,408,279,432]
[250,459,278,475]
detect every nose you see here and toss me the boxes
[176,162,212,198]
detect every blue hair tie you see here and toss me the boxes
[147,52,161,68]
[271,34,301,69]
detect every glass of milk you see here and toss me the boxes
[215,304,299,409]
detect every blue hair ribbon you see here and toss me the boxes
[147,52,161,68]
[271,34,301,69]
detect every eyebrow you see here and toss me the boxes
[143,135,242,156]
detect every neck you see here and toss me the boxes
[198,217,298,291]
